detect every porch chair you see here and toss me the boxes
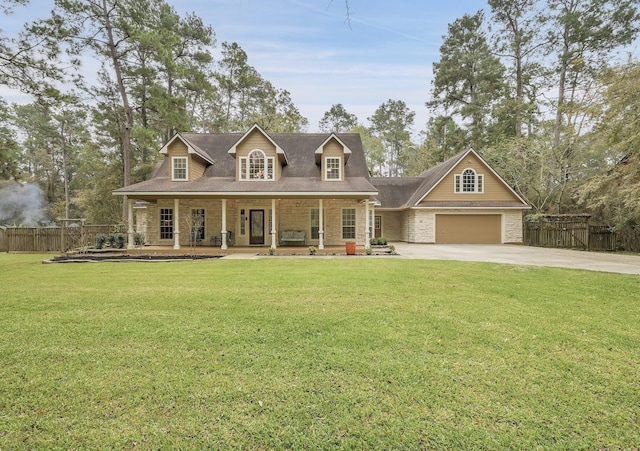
[210,231,233,247]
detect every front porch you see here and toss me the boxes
[126,197,378,251]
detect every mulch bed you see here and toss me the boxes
[45,254,222,263]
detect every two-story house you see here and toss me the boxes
[113,124,529,249]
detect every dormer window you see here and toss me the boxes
[325,157,342,181]
[172,157,188,181]
[455,168,483,193]
[240,149,274,180]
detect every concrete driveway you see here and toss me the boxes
[392,243,640,275]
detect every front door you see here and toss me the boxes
[374,215,382,238]
[250,210,265,245]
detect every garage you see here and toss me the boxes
[435,214,502,244]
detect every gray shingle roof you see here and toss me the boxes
[115,133,528,211]
[115,132,377,196]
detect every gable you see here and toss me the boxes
[323,138,344,157]
[234,129,277,158]
[422,152,521,203]
[164,138,208,181]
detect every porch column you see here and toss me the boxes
[221,198,228,250]
[127,198,135,249]
[271,199,277,250]
[318,199,324,250]
[173,198,180,249]
[364,199,371,250]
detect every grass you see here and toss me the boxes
[0,254,639,449]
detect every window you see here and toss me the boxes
[342,208,356,239]
[325,157,341,180]
[455,168,484,193]
[240,150,274,180]
[172,157,188,180]
[310,208,325,239]
[160,208,173,239]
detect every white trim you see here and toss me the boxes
[341,207,356,240]
[240,149,275,181]
[411,206,531,210]
[171,156,188,181]
[324,156,342,181]
[310,206,326,242]
[227,124,288,164]
[114,191,378,197]
[415,148,528,206]
[159,133,214,164]
[314,133,353,162]
[454,168,483,194]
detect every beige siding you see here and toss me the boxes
[321,138,344,181]
[323,139,343,157]
[235,129,281,180]
[165,141,207,181]
[426,153,519,202]
[190,157,207,179]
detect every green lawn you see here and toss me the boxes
[1,254,639,449]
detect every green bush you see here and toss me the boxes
[134,233,145,246]
[95,234,107,249]
[308,246,317,255]
[114,233,126,249]
[370,237,388,245]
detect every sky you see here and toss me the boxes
[2,0,489,135]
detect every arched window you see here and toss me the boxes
[240,149,275,180]
[462,168,476,192]
[454,168,484,193]
[249,150,266,179]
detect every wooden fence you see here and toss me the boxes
[0,225,122,253]
[523,216,618,251]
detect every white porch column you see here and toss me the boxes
[221,198,228,250]
[127,198,135,249]
[364,199,371,250]
[318,199,324,250]
[173,198,180,249]
[271,199,277,250]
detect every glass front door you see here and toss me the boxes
[250,210,264,245]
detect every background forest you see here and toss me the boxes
[1,0,639,244]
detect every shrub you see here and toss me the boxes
[308,246,317,255]
[134,233,145,246]
[106,234,117,248]
[95,234,107,249]
[114,233,127,249]
[370,237,388,245]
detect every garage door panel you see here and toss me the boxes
[436,214,501,244]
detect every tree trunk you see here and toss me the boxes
[101,0,133,222]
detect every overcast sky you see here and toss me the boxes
[3,0,488,134]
